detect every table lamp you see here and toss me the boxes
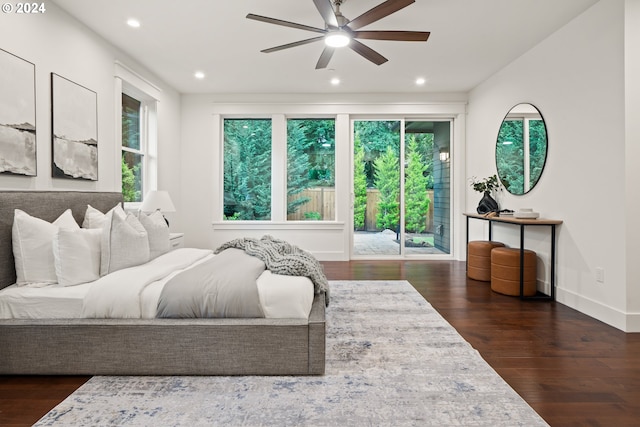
[140,190,176,226]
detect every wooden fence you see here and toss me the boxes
[287,187,336,221]
[288,187,434,232]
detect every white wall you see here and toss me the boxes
[467,0,638,330]
[0,2,181,219]
[179,93,467,259]
[624,0,640,329]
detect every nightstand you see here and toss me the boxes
[169,233,185,250]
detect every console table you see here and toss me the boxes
[464,213,563,301]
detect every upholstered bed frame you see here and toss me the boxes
[0,191,325,375]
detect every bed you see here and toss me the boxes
[0,191,326,375]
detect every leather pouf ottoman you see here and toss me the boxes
[490,247,537,296]
[467,241,505,281]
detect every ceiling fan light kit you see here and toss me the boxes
[247,0,430,69]
[325,30,351,47]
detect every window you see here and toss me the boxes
[223,119,272,220]
[121,93,144,202]
[287,118,335,221]
[116,62,159,207]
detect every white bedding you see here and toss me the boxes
[0,248,315,320]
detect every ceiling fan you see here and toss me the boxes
[246,0,430,69]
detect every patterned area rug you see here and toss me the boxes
[35,280,548,426]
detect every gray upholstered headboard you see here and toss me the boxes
[0,191,123,289]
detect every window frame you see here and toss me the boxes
[115,63,160,211]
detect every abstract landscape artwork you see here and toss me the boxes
[51,73,98,180]
[0,48,36,177]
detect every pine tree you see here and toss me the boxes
[296,119,335,187]
[121,156,139,202]
[404,135,430,233]
[529,119,547,187]
[354,120,400,187]
[374,145,399,231]
[496,120,524,193]
[287,121,311,214]
[353,135,367,230]
[223,119,272,220]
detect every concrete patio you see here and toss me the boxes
[353,230,447,256]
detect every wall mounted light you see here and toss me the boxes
[439,150,450,162]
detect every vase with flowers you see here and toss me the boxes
[470,174,500,214]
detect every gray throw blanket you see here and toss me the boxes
[215,235,330,304]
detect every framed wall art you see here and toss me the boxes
[51,73,98,181]
[0,48,36,177]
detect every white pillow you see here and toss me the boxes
[53,228,102,286]
[138,211,170,260]
[82,204,125,229]
[12,209,80,286]
[100,211,150,276]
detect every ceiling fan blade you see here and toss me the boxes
[352,30,430,42]
[348,0,415,30]
[315,47,335,69]
[313,0,338,28]
[247,13,326,34]
[349,39,388,65]
[261,36,325,53]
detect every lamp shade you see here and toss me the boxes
[140,190,176,213]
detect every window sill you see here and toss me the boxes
[212,221,345,231]
[124,201,142,213]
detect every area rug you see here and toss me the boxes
[35,280,548,426]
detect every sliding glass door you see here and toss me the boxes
[352,119,451,257]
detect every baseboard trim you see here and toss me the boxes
[625,312,640,332]
[556,287,635,332]
[536,279,551,296]
[312,251,348,261]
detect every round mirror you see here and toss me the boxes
[495,103,548,195]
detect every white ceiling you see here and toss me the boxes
[52,0,598,95]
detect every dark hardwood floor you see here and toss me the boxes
[1,260,639,426]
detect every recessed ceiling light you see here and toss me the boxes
[194,71,205,79]
[127,18,141,28]
[416,77,426,85]
[330,78,340,85]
